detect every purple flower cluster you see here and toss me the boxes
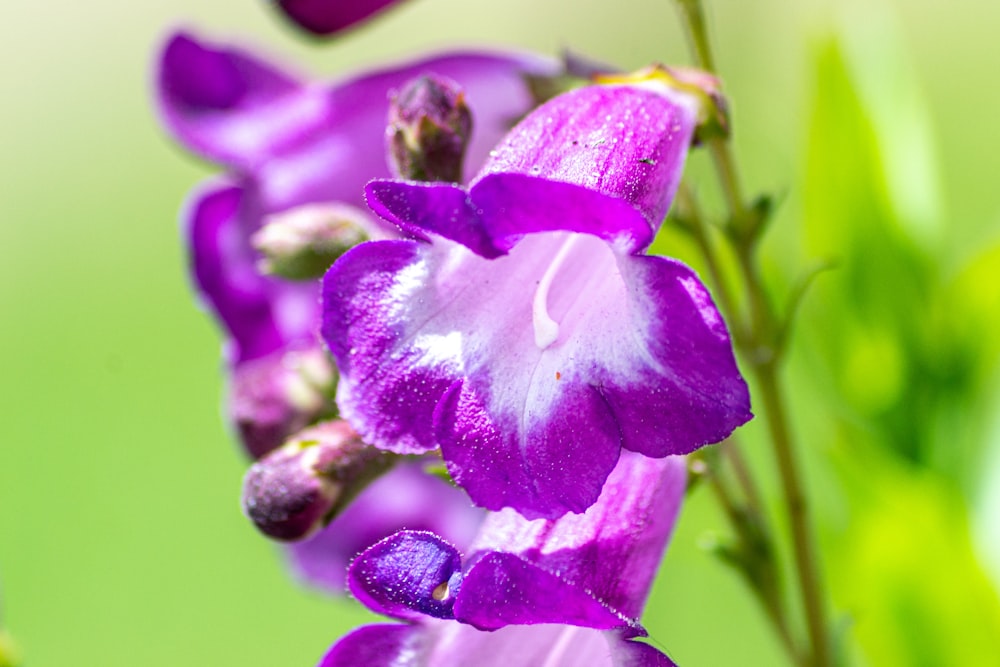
[157,4,751,664]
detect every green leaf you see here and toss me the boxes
[798,29,989,477]
[830,443,1000,667]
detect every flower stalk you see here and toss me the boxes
[674,2,833,666]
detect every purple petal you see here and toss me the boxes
[186,181,288,364]
[472,174,655,253]
[324,235,625,516]
[317,624,423,667]
[319,620,677,666]
[472,83,698,234]
[468,453,688,621]
[454,552,633,632]
[597,255,752,458]
[365,180,503,259]
[158,32,303,167]
[322,240,456,455]
[158,33,557,213]
[186,181,319,364]
[612,638,679,667]
[287,463,483,592]
[421,623,671,667]
[276,0,406,36]
[348,531,464,622]
[436,377,621,517]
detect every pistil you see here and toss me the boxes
[532,234,580,349]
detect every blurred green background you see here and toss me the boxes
[2,0,999,665]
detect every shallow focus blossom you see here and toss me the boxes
[322,78,752,518]
[318,452,686,666]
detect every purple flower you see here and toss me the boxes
[158,31,556,457]
[318,452,686,666]
[322,77,751,519]
[273,0,408,37]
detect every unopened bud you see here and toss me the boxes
[252,203,373,280]
[230,346,336,459]
[387,75,472,183]
[242,421,396,541]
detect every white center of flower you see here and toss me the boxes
[532,235,582,349]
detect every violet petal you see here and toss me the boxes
[348,531,464,622]
[276,0,406,37]
[316,623,422,667]
[454,552,633,632]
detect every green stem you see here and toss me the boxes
[753,362,829,667]
[673,2,832,665]
[705,447,801,664]
[675,185,741,334]
[709,138,749,225]
[723,438,763,512]
[676,0,716,72]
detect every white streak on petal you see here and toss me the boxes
[532,235,582,350]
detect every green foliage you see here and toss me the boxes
[801,27,1000,666]
[831,443,1000,667]
[803,38,936,463]
[801,35,999,490]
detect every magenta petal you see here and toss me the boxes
[158,32,302,167]
[186,181,285,364]
[365,174,655,255]
[599,255,751,458]
[454,552,634,633]
[472,174,655,252]
[276,0,406,37]
[322,240,459,454]
[160,33,247,110]
[365,180,503,259]
[611,639,679,667]
[436,379,621,517]
[473,83,697,231]
[317,624,423,667]
[159,34,558,212]
[348,531,463,622]
[421,624,666,667]
[467,453,688,621]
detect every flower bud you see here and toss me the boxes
[229,346,336,460]
[242,421,396,541]
[387,75,472,183]
[252,203,373,281]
